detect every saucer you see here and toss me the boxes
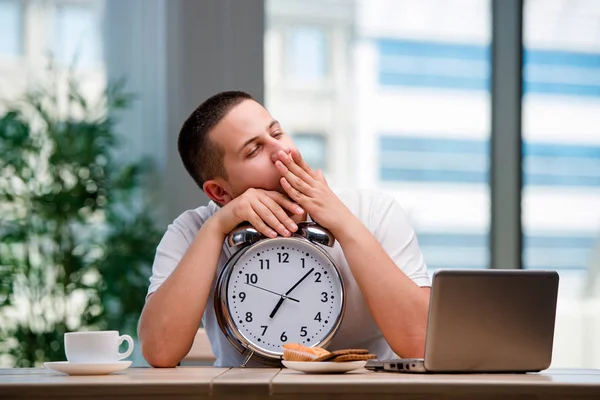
[44,361,132,375]
[282,360,367,374]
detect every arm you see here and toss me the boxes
[138,190,303,367]
[273,150,430,358]
[333,219,430,358]
[138,217,226,367]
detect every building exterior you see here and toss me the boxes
[0,0,105,109]
[266,0,600,284]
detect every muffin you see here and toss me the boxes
[282,343,330,361]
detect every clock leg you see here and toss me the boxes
[241,350,255,368]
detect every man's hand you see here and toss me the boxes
[272,149,355,235]
[212,188,304,238]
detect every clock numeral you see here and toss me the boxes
[300,326,308,337]
[277,252,289,263]
[239,292,246,302]
[321,292,328,303]
[301,258,305,268]
[314,272,322,283]
[261,325,268,336]
[280,331,288,342]
[245,273,258,284]
[314,312,322,322]
[245,312,253,322]
[259,259,270,270]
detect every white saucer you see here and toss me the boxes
[44,361,132,375]
[282,360,367,374]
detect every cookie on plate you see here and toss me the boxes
[332,353,377,362]
[314,348,370,362]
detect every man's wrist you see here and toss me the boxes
[203,214,228,238]
[329,212,363,242]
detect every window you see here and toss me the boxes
[268,0,491,275]
[286,26,329,82]
[54,3,103,67]
[363,0,491,275]
[523,0,600,368]
[0,0,22,56]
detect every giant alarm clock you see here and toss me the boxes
[214,222,346,366]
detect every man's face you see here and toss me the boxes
[208,99,297,202]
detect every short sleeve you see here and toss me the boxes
[369,192,431,287]
[146,209,209,300]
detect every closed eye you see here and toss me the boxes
[245,132,283,158]
[246,145,261,158]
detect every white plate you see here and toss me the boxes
[44,361,132,376]
[282,360,367,374]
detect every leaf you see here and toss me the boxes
[0,67,162,367]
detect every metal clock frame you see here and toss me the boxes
[214,222,346,367]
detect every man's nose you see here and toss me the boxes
[270,141,291,161]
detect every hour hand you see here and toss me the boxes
[269,297,285,319]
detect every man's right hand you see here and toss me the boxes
[212,188,305,238]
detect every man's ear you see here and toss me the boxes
[203,179,233,205]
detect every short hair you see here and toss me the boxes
[178,91,254,190]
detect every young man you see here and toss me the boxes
[138,91,431,368]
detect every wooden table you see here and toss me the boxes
[1,367,600,399]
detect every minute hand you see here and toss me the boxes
[245,283,300,302]
[269,267,315,319]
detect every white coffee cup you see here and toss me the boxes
[64,331,134,363]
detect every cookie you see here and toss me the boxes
[314,348,370,362]
[332,353,377,362]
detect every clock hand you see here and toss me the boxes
[269,267,315,319]
[245,283,300,302]
[284,267,315,296]
[269,298,285,319]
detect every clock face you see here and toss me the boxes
[225,237,344,355]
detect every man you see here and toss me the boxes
[138,91,431,367]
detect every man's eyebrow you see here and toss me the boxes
[268,120,279,130]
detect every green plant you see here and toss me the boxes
[0,71,162,367]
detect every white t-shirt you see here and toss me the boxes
[147,189,430,366]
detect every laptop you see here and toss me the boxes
[366,269,559,373]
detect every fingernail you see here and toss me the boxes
[269,231,277,238]
[283,229,290,236]
[296,207,304,214]
[290,223,297,231]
